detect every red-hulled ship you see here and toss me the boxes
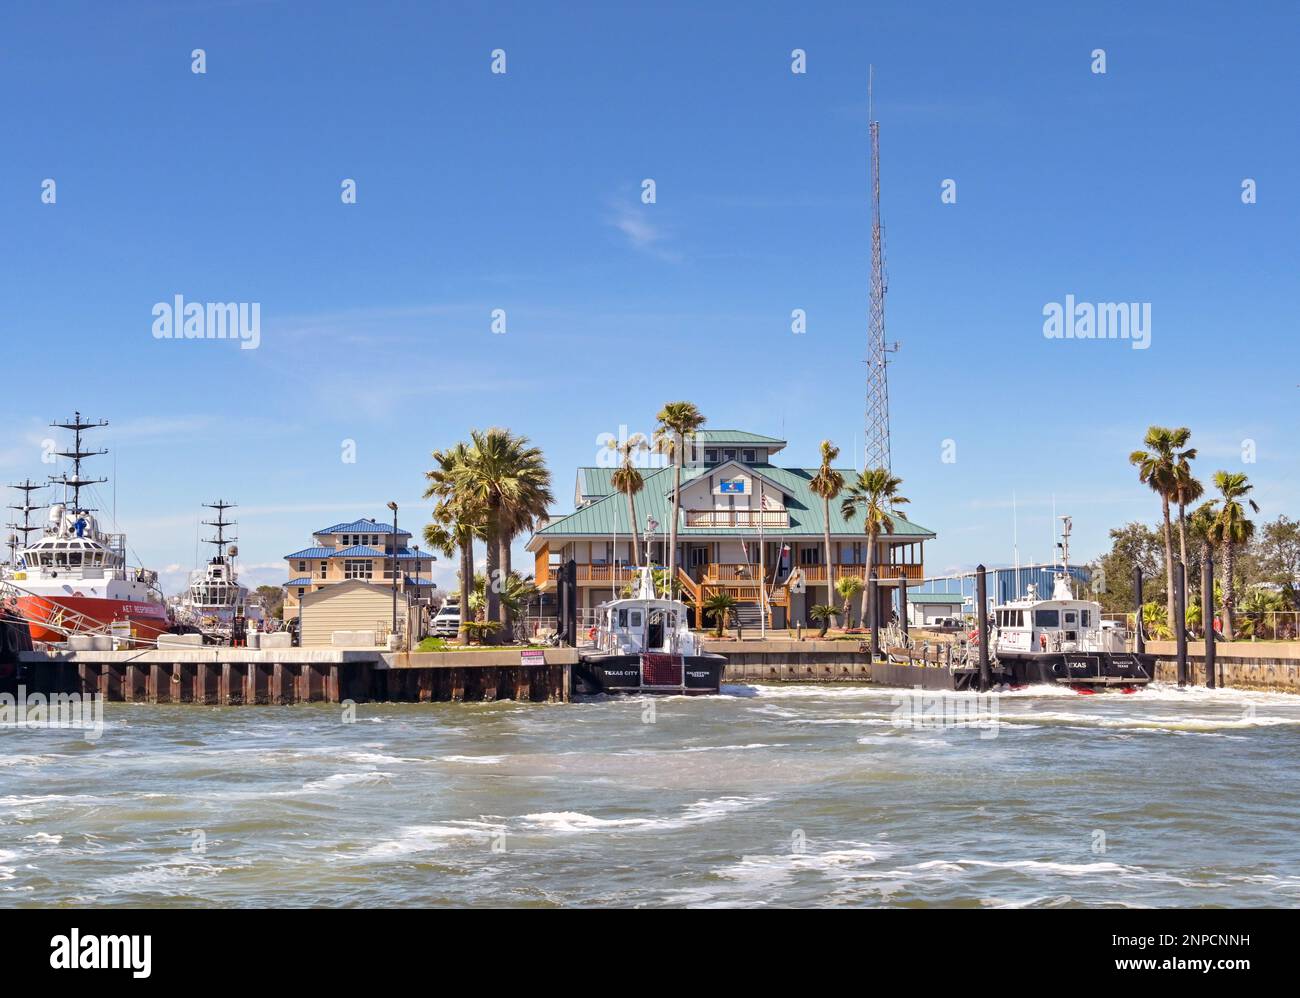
[6,414,169,645]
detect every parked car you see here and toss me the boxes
[430,605,461,638]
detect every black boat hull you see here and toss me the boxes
[996,650,1155,688]
[574,652,727,695]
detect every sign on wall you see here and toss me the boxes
[719,479,746,494]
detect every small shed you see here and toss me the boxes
[907,591,966,626]
[298,579,397,647]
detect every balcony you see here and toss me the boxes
[684,510,790,528]
[793,563,923,583]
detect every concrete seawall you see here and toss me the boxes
[1146,640,1300,692]
[703,639,874,683]
[11,648,577,704]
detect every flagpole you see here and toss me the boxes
[758,478,767,639]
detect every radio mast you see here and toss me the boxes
[865,66,899,473]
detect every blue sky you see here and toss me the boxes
[2,1,1296,594]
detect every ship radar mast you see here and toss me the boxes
[6,478,46,562]
[1053,515,1074,600]
[201,500,238,564]
[48,412,108,516]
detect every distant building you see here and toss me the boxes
[282,517,436,613]
[526,429,937,628]
[907,591,965,626]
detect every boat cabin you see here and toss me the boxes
[594,598,691,656]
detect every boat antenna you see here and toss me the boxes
[1012,490,1019,597]
[201,500,237,563]
[48,412,108,517]
[6,479,46,564]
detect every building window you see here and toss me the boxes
[297,560,306,572]
[704,449,718,464]
[799,548,821,565]
[742,449,756,463]
[723,448,736,462]
[297,588,305,598]
[319,561,327,578]
[344,559,373,580]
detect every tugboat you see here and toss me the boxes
[171,500,261,643]
[574,566,727,695]
[991,517,1154,689]
[4,414,169,645]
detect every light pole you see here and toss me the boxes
[387,501,398,644]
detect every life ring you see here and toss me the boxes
[1039,633,1047,651]
[587,626,597,640]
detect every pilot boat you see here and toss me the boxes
[575,566,727,695]
[991,518,1154,689]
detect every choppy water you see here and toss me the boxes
[3,682,1299,907]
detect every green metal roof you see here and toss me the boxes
[908,592,966,604]
[691,429,787,446]
[538,463,935,540]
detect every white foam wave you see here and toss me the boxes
[521,795,769,834]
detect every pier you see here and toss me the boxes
[11,648,576,704]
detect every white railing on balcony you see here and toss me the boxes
[684,510,789,528]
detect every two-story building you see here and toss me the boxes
[282,517,436,613]
[525,430,936,629]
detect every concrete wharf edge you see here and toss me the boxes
[10,638,1300,703]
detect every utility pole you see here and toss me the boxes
[387,501,399,647]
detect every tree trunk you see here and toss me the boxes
[861,527,877,629]
[1177,502,1189,573]
[626,491,640,567]
[484,505,501,645]
[457,538,472,643]
[497,531,512,642]
[1223,541,1236,640]
[667,442,681,599]
[1161,496,1175,636]
[822,498,834,633]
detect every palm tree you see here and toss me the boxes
[1207,471,1259,640]
[424,441,483,644]
[1130,426,1194,633]
[1188,498,1220,621]
[1171,448,1202,572]
[839,468,910,630]
[809,440,845,616]
[703,591,738,638]
[653,402,706,599]
[835,575,864,629]
[610,433,648,567]
[1141,601,1172,641]
[809,604,839,638]
[458,428,554,643]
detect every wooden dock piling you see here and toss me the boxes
[10,649,577,705]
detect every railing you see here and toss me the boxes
[704,563,767,583]
[684,510,790,528]
[785,563,924,582]
[577,564,637,584]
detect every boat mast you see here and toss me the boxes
[6,479,46,563]
[49,412,108,519]
[201,500,237,564]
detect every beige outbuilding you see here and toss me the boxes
[298,580,398,648]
